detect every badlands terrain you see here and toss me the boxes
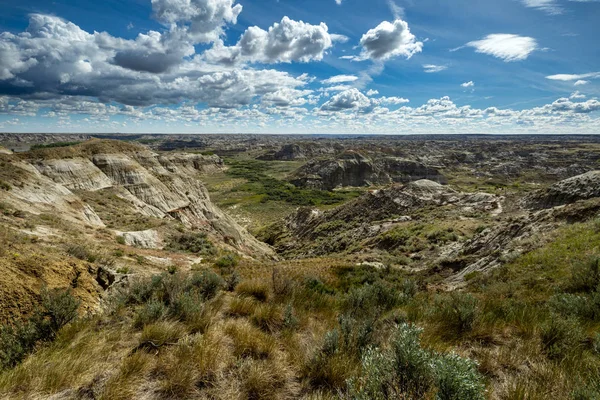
[0,134,599,399]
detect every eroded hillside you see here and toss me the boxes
[0,135,599,400]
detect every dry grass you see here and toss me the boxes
[0,320,131,397]
[236,280,272,302]
[225,320,278,360]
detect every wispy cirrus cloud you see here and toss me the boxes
[423,64,448,73]
[465,34,538,62]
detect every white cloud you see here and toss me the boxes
[546,72,600,81]
[570,91,586,99]
[574,80,589,86]
[423,64,447,73]
[335,0,342,4]
[461,81,475,88]
[371,96,409,105]
[320,88,371,111]
[356,19,423,61]
[151,0,242,43]
[520,0,562,14]
[366,89,379,96]
[466,34,538,62]
[321,75,358,85]
[203,17,337,64]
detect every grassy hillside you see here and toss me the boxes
[1,218,598,399]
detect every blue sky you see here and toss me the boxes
[0,0,598,133]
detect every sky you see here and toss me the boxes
[0,0,599,134]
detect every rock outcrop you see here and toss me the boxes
[1,140,274,258]
[119,229,162,249]
[258,143,340,161]
[262,180,501,258]
[524,171,600,209]
[289,152,446,190]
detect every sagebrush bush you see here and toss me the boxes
[347,324,485,400]
[66,244,98,263]
[391,324,434,397]
[167,232,216,255]
[434,353,485,400]
[133,300,166,329]
[549,293,600,321]
[189,270,225,300]
[343,280,401,318]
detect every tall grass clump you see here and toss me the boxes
[431,292,478,338]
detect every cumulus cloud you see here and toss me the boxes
[461,81,475,88]
[204,17,339,64]
[0,13,325,109]
[423,64,447,73]
[570,91,586,99]
[574,80,589,86]
[356,19,423,61]
[151,0,242,43]
[466,34,538,62]
[320,88,371,111]
[366,89,379,96]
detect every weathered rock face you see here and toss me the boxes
[524,171,600,209]
[0,158,105,227]
[119,229,162,249]
[33,158,113,191]
[1,140,274,258]
[289,152,446,190]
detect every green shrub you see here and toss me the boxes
[214,254,238,272]
[348,324,483,399]
[347,347,396,400]
[39,287,81,336]
[116,235,126,245]
[0,288,80,369]
[167,232,216,255]
[540,316,584,360]
[392,324,434,397]
[567,257,600,293]
[432,292,478,337]
[338,314,376,356]
[344,280,402,318]
[549,293,600,321]
[283,303,299,330]
[66,244,98,263]
[133,300,166,329]
[168,292,205,324]
[434,353,485,400]
[189,270,225,300]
